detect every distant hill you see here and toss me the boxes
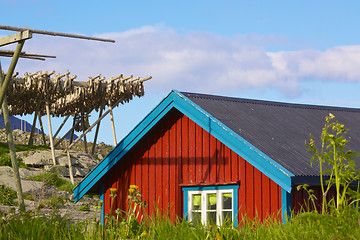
[0,115,77,140]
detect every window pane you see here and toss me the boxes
[207,211,217,225]
[222,210,232,223]
[222,193,232,209]
[192,194,201,210]
[207,193,217,210]
[191,211,202,226]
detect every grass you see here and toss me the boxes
[0,207,359,240]
[27,171,74,192]
[0,185,17,206]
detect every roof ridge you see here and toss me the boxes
[180,91,360,113]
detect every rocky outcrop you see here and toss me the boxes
[0,128,111,223]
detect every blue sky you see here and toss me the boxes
[1,0,360,145]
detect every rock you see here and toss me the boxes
[19,168,44,178]
[74,167,87,177]
[0,166,13,176]
[22,151,53,167]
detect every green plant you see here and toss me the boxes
[306,113,360,214]
[79,203,90,212]
[0,185,17,206]
[45,194,65,210]
[27,170,74,192]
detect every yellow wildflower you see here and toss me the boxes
[129,188,136,194]
[140,231,148,237]
[130,185,139,190]
[215,233,222,240]
[110,188,117,198]
[99,200,103,205]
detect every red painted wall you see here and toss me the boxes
[102,109,283,223]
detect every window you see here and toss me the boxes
[183,185,239,226]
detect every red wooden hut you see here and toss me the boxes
[74,90,360,225]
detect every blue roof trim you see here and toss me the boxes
[74,91,178,202]
[74,90,294,202]
[173,91,294,192]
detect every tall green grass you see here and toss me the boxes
[1,207,359,240]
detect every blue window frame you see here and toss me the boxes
[183,185,239,226]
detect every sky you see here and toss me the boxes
[1,0,360,145]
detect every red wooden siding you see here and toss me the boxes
[101,109,283,223]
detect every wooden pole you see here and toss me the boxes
[45,101,57,165]
[108,101,117,146]
[0,61,25,211]
[28,111,38,145]
[70,114,77,144]
[54,125,75,148]
[0,40,25,113]
[81,112,88,153]
[91,108,103,155]
[67,97,124,150]
[66,149,74,185]
[53,115,70,139]
[37,114,47,145]
[0,25,115,43]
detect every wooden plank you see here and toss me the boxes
[148,139,156,216]
[188,119,195,183]
[239,156,246,220]
[217,140,225,183]
[224,146,231,183]
[141,142,149,216]
[209,134,217,184]
[175,115,182,217]
[245,162,254,219]
[0,30,32,47]
[230,150,238,182]
[261,174,271,220]
[270,180,279,216]
[155,130,163,212]
[195,124,202,183]
[254,169,262,220]
[162,126,170,214]
[169,117,176,221]
[202,129,210,183]
[135,154,142,187]
[181,116,189,184]
[0,25,115,43]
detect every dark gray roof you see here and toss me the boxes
[182,91,360,176]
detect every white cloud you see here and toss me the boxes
[7,25,360,98]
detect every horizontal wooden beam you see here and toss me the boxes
[0,25,115,43]
[0,30,32,47]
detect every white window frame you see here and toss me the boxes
[183,185,239,226]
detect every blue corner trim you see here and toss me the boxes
[182,184,239,226]
[100,183,104,225]
[74,89,294,202]
[281,188,291,224]
[183,190,189,221]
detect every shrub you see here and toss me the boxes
[0,185,17,206]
